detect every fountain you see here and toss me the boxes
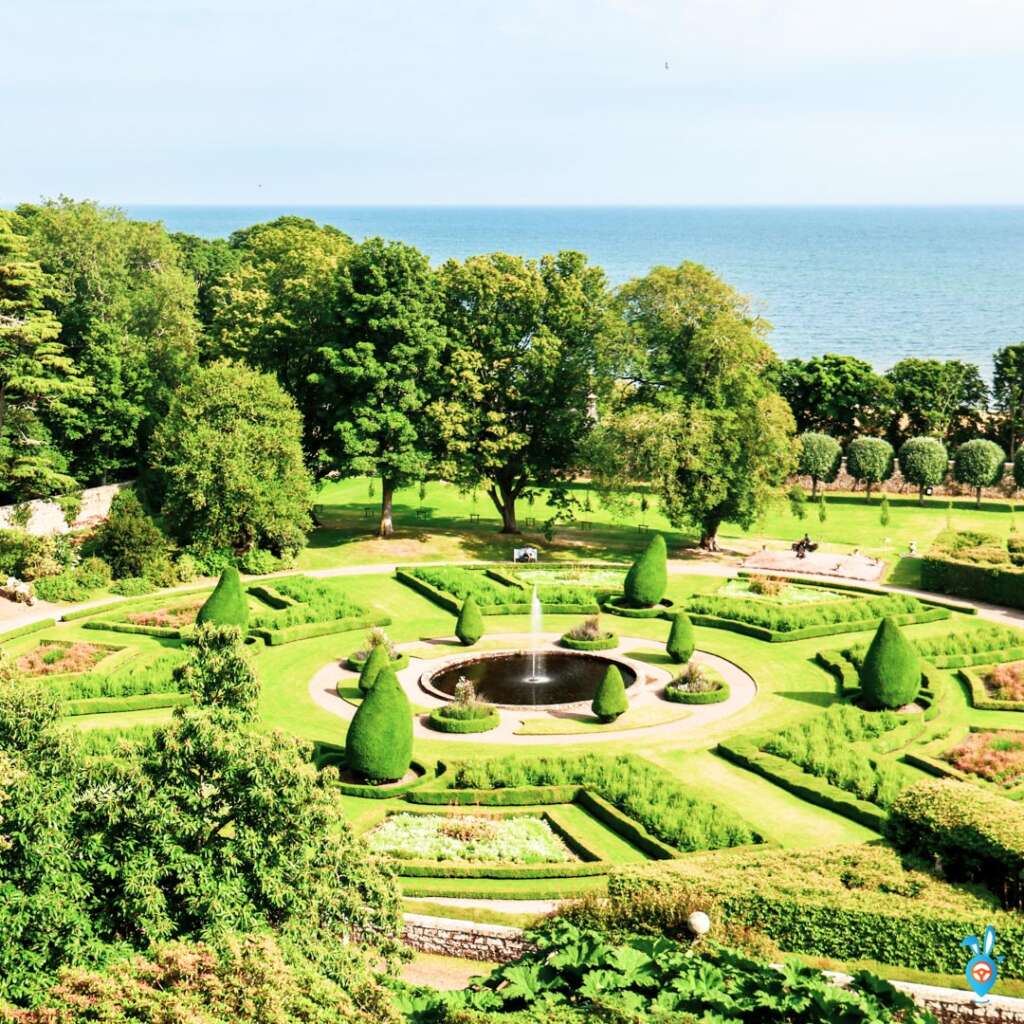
[527,585,547,684]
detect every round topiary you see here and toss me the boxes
[455,596,484,646]
[357,642,390,693]
[898,437,948,503]
[953,439,1006,507]
[196,567,249,629]
[345,667,413,783]
[859,617,921,710]
[592,664,628,723]
[623,534,667,608]
[666,612,695,664]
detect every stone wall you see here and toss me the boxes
[794,459,1019,500]
[0,482,130,535]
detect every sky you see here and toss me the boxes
[4,0,1024,205]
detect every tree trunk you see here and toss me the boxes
[699,517,721,551]
[488,480,521,534]
[919,484,925,505]
[379,477,395,538]
[977,485,983,509]
[810,476,818,498]
[865,480,873,503]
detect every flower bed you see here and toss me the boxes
[427,706,500,733]
[719,576,849,604]
[125,599,204,629]
[17,640,116,677]
[664,664,729,704]
[943,730,1024,787]
[560,615,617,651]
[399,566,599,614]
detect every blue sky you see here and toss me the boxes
[5,0,1024,204]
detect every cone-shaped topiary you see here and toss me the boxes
[592,664,629,722]
[623,534,668,607]
[859,617,921,710]
[196,567,249,629]
[345,667,413,783]
[455,596,484,646]
[666,612,695,664]
[358,642,390,693]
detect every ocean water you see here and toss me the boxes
[126,205,1024,375]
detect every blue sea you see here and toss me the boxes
[126,205,1024,375]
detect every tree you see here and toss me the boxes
[195,569,250,631]
[796,432,842,497]
[17,199,199,485]
[879,495,891,527]
[93,487,171,580]
[0,210,86,503]
[994,343,1024,459]
[208,217,352,464]
[623,533,668,607]
[435,251,611,533]
[898,436,948,503]
[818,493,828,522]
[592,263,795,550]
[358,641,390,693]
[666,612,695,664]
[778,354,892,441]
[592,664,628,722]
[173,623,258,719]
[846,437,894,502]
[953,438,1005,507]
[455,596,485,645]
[317,238,445,537]
[1015,448,1024,492]
[788,484,807,520]
[169,231,243,331]
[151,360,313,557]
[345,667,413,783]
[884,358,988,448]
[859,617,921,710]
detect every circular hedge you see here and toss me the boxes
[345,651,410,673]
[664,669,730,705]
[560,633,618,651]
[427,707,500,733]
[601,595,674,619]
[334,759,430,798]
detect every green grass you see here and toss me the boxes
[399,875,607,899]
[514,703,690,735]
[401,899,545,929]
[543,804,650,863]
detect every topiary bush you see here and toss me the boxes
[357,641,390,693]
[846,437,894,502]
[592,664,628,722]
[797,432,842,497]
[666,612,695,663]
[953,438,1006,507]
[345,667,413,783]
[623,534,667,608]
[859,617,921,710]
[196,567,249,630]
[455,595,484,645]
[898,436,948,503]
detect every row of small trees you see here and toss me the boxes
[798,431,1022,506]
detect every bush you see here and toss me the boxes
[407,566,596,613]
[622,533,667,607]
[345,667,413,783]
[94,489,171,580]
[591,664,628,722]
[859,617,921,709]
[846,621,1024,669]
[249,576,366,629]
[196,567,249,629]
[665,663,729,705]
[0,529,60,581]
[238,547,278,575]
[455,595,484,645]
[665,612,694,663]
[898,436,948,501]
[357,642,390,693]
[797,432,842,495]
[173,553,197,582]
[427,707,500,733]
[953,438,1006,505]
[33,573,87,603]
[110,576,152,597]
[887,779,1024,908]
[846,437,894,501]
[1015,447,1024,491]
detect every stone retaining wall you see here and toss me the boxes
[0,482,130,535]
[794,459,1019,500]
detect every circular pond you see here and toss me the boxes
[426,651,638,708]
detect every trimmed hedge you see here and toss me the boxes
[623,533,667,607]
[357,642,390,693]
[921,555,1024,612]
[600,596,672,619]
[665,679,730,705]
[859,617,921,710]
[83,620,183,639]
[346,649,409,674]
[395,569,459,614]
[608,844,1024,978]
[455,596,484,645]
[560,633,618,651]
[393,861,610,879]
[844,622,1024,670]
[399,880,604,900]
[63,692,190,716]
[249,613,390,646]
[592,664,628,722]
[960,665,1024,712]
[345,667,413,783]
[0,618,56,645]
[407,783,583,806]
[426,707,500,733]
[575,789,680,859]
[196,567,249,628]
[666,612,695,663]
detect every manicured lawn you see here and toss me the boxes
[513,702,689,735]
[399,875,607,899]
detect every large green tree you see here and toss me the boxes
[317,238,446,537]
[884,357,988,448]
[592,262,795,550]
[150,359,313,557]
[0,211,86,502]
[209,217,352,466]
[17,199,199,484]
[993,343,1024,459]
[434,251,611,533]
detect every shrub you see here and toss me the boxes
[622,533,667,607]
[77,556,112,589]
[345,667,413,783]
[887,779,1024,908]
[110,576,152,597]
[797,432,842,496]
[846,621,1024,669]
[665,612,695,664]
[988,662,1024,701]
[953,438,1006,506]
[846,437,894,501]
[944,731,1024,787]
[249,576,365,628]
[238,547,278,575]
[1016,447,1024,491]
[0,529,59,581]
[566,616,603,642]
[357,642,390,694]
[455,596,484,645]
[746,574,787,597]
[94,489,171,580]
[196,567,249,629]
[591,665,628,722]
[173,553,198,582]
[409,566,596,612]
[33,573,88,603]
[898,436,948,502]
[859,617,921,709]
[665,663,729,705]
[427,707,500,733]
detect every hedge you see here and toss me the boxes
[399,880,605,900]
[63,692,190,716]
[407,783,583,806]
[59,587,214,623]
[246,583,299,610]
[665,680,730,705]
[196,567,248,628]
[346,651,410,673]
[600,596,672,619]
[960,665,1024,712]
[393,861,610,879]
[543,809,605,862]
[426,707,500,733]
[859,618,921,710]
[249,613,390,646]
[395,569,460,614]
[83,620,184,639]
[314,754,432,798]
[716,739,888,831]
[575,790,680,860]
[921,555,1024,611]
[560,633,618,651]
[608,844,1024,977]
[0,618,57,645]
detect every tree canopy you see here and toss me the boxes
[884,358,988,448]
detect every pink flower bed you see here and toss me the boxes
[944,730,1024,787]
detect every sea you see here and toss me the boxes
[124,205,1024,376]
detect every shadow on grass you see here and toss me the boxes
[625,649,674,666]
[775,690,838,707]
[887,557,924,588]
